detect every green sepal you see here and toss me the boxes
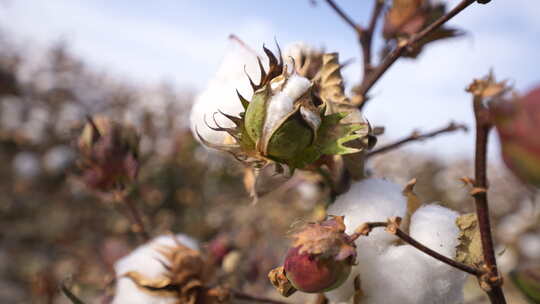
[236,89,250,110]
[289,112,367,169]
[318,113,367,155]
[244,85,270,143]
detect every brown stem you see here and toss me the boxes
[116,193,150,242]
[232,290,288,304]
[367,122,467,158]
[352,220,482,276]
[357,0,477,109]
[472,96,506,303]
[360,0,385,75]
[324,0,363,34]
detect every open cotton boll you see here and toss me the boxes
[327,189,466,304]
[325,179,407,302]
[190,38,260,146]
[112,234,198,304]
[328,178,407,247]
[350,204,465,304]
[409,204,460,257]
[263,75,312,138]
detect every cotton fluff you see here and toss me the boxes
[190,38,261,146]
[112,234,199,304]
[262,75,312,138]
[325,179,467,304]
[328,179,407,248]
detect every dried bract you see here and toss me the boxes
[77,116,140,192]
[382,0,463,58]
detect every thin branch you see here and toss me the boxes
[357,0,477,109]
[324,0,363,34]
[232,289,289,304]
[471,96,507,303]
[360,0,385,75]
[115,192,150,242]
[352,219,482,276]
[367,122,468,158]
[394,228,481,276]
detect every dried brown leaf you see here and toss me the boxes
[456,213,484,266]
[268,266,297,297]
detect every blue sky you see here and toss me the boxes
[2,0,539,161]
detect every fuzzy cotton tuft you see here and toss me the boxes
[328,178,407,247]
[112,234,199,304]
[189,38,260,146]
[263,74,312,138]
[325,179,467,304]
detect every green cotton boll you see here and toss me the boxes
[266,112,314,160]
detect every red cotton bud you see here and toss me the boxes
[491,86,540,187]
[280,216,356,293]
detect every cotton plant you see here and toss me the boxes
[269,179,468,304]
[190,38,373,199]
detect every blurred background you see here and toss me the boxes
[0,1,538,303]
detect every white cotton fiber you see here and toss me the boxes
[328,178,407,247]
[190,38,260,146]
[409,204,460,258]
[263,74,312,138]
[112,234,199,304]
[326,184,467,304]
[326,179,407,302]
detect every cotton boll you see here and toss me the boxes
[112,234,199,304]
[325,179,407,302]
[356,205,466,304]
[190,38,260,146]
[327,198,466,304]
[263,75,312,138]
[328,178,407,247]
[365,245,464,304]
[409,204,460,257]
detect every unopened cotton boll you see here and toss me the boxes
[190,38,260,146]
[112,234,199,304]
